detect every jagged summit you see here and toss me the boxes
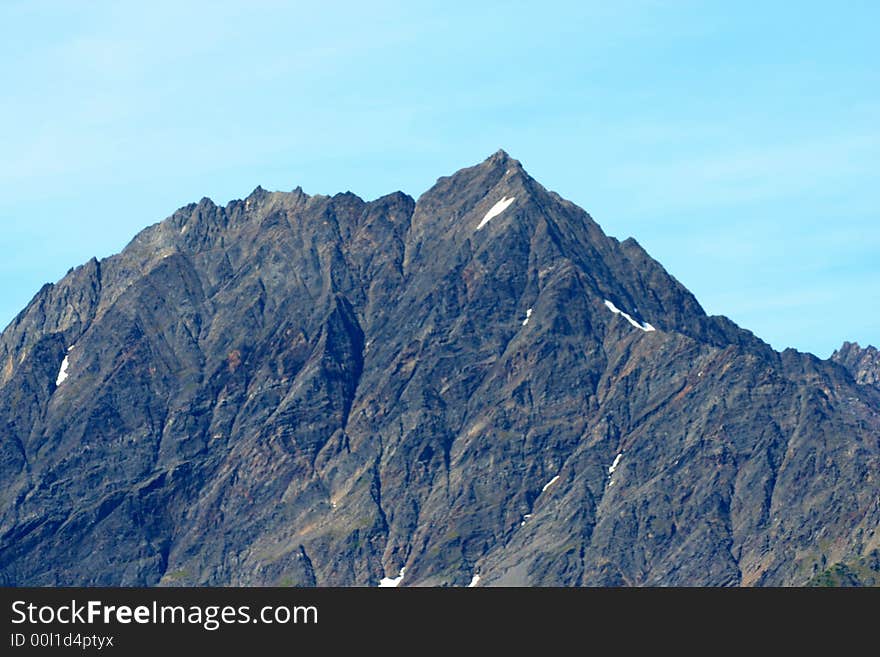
[483,148,520,167]
[477,148,527,175]
[837,340,877,353]
[832,341,880,387]
[186,150,523,230]
[0,154,878,587]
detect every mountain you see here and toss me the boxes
[1,151,878,587]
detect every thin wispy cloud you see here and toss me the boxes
[600,131,879,213]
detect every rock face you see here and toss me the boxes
[832,342,880,389]
[1,151,878,586]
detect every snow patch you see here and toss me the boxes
[378,567,405,588]
[607,452,624,487]
[522,308,532,326]
[468,573,481,587]
[520,513,532,526]
[476,196,515,230]
[55,353,71,386]
[603,299,656,332]
[541,475,560,493]
[608,452,623,476]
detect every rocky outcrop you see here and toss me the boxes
[832,341,880,388]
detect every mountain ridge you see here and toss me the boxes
[1,151,877,586]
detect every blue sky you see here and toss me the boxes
[0,1,877,357]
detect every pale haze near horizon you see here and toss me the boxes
[0,1,877,358]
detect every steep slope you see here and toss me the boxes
[0,151,877,586]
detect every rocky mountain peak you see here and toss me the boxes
[482,148,520,170]
[1,153,878,587]
[832,341,880,387]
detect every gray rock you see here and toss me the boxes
[832,341,880,388]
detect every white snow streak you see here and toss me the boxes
[603,299,656,332]
[608,452,623,475]
[378,567,405,588]
[468,573,481,587]
[476,196,515,230]
[520,513,533,526]
[541,475,560,493]
[55,352,71,386]
[522,308,532,326]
